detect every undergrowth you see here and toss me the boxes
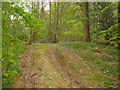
[58,42,118,88]
[2,43,28,88]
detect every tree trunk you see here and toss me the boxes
[82,2,91,42]
[48,1,52,42]
[53,2,59,43]
[28,28,33,44]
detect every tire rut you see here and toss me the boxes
[14,45,69,88]
[14,44,91,88]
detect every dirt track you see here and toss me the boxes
[14,44,94,88]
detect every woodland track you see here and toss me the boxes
[14,44,95,88]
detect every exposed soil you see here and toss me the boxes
[14,44,96,88]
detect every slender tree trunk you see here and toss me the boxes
[53,2,57,43]
[53,2,59,43]
[41,2,44,17]
[28,28,33,44]
[56,2,59,43]
[82,2,91,42]
[48,1,52,42]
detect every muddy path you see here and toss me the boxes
[14,44,94,88]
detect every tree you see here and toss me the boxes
[82,2,91,42]
[51,2,60,43]
[48,0,52,42]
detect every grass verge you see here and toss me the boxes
[58,42,118,88]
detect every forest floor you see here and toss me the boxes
[13,43,118,88]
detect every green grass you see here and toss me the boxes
[58,42,118,88]
[31,43,51,46]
